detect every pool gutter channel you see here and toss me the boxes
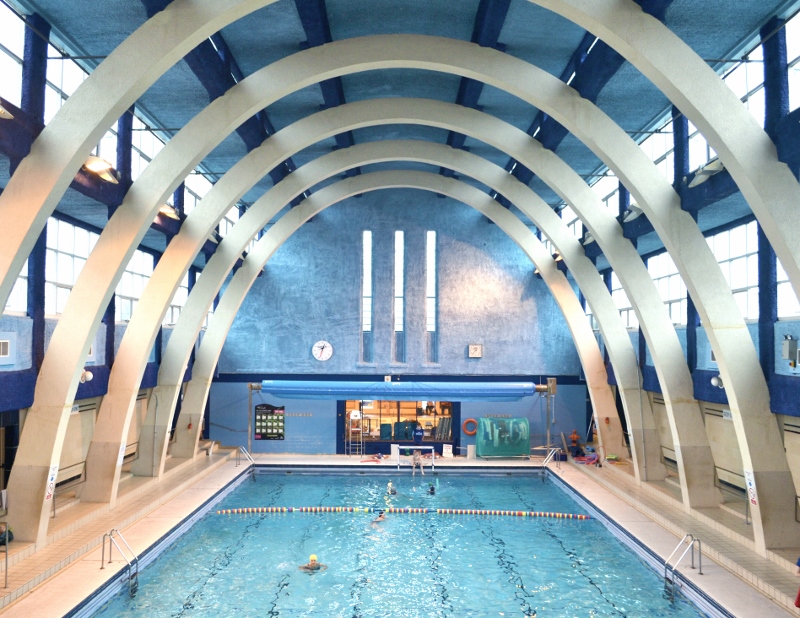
[64,465,254,618]
[549,471,734,618]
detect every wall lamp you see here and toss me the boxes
[80,370,94,384]
[710,374,724,389]
[82,155,119,184]
[687,158,724,188]
[0,103,13,120]
[158,204,181,220]
[621,204,643,223]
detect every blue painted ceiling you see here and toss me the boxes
[2,0,796,261]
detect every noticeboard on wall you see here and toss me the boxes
[255,403,285,440]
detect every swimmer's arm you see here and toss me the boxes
[319,564,328,571]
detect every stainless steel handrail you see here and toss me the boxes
[664,534,703,602]
[236,446,257,481]
[100,528,139,596]
[541,447,562,469]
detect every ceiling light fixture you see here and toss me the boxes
[158,204,181,220]
[621,204,644,223]
[82,155,119,184]
[687,158,724,188]
[0,103,14,120]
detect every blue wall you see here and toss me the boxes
[218,190,581,376]
[209,382,337,453]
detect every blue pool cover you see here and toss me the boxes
[260,380,538,401]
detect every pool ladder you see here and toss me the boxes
[236,446,257,481]
[101,528,139,597]
[663,534,702,602]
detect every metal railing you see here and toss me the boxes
[236,446,257,481]
[541,447,562,469]
[664,534,702,602]
[101,529,139,597]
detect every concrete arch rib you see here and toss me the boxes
[531,0,800,300]
[85,98,664,510]
[174,167,618,469]
[6,35,792,552]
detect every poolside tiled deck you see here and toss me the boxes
[0,453,795,617]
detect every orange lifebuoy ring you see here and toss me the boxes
[463,418,478,436]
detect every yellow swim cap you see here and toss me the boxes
[309,554,318,561]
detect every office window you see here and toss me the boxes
[426,231,437,362]
[163,274,190,326]
[0,3,24,107]
[777,259,800,319]
[611,272,639,329]
[394,231,405,362]
[361,231,373,362]
[647,252,687,325]
[116,250,153,322]
[45,218,99,315]
[706,221,758,320]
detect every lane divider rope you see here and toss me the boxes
[215,506,589,519]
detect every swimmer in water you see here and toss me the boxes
[387,481,397,495]
[299,554,327,572]
[372,510,386,523]
[427,483,436,495]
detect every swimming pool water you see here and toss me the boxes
[92,472,703,617]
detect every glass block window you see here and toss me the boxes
[706,221,759,320]
[647,251,687,325]
[611,272,639,329]
[45,218,98,315]
[115,250,153,322]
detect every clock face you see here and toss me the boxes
[468,344,483,358]
[312,340,333,361]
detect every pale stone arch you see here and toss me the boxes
[5,35,794,552]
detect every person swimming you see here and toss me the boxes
[372,510,386,523]
[387,481,397,495]
[427,483,436,495]
[299,553,327,572]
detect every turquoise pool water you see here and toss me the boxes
[91,472,702,616]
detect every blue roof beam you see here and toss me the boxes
[508,0,674,192]
[441,0,511,179]
[139,0,295,187]
[295,0,359,178]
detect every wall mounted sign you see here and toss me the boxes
[255,403,285,440]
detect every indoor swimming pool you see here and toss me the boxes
[85,471,705,617]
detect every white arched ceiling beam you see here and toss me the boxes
[138,140,625,485]
[530,0,800,299]
[5,35,792,552]
[172,167,619,474]
[84,97,667,509]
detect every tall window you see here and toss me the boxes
[0,3,24,107]
[720,46,765,126]
[647,252,687,325]
[637,120,674,184]
[393,231,405,362]
[426,231,437,362]
[777,260,800,319]
[611,272,639,329]
[45,218,98,315]
[706,221,758,320]
[116,250,153,322]
[163,274,189,326]
[4,261,27,315]
[788,13,800,110]
[560,206,583,239]
[361,231,373,362]
[590,172,622,216]
[218,206,239,238]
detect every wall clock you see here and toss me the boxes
[312,340,333,361]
